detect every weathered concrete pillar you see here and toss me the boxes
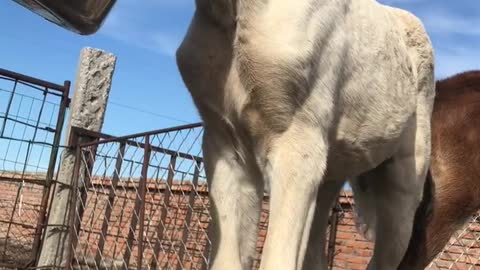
[37,47,116,268]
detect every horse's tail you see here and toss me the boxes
[412,169,435,234]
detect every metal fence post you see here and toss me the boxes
[150,154,177,269]
[122,135,151,268]
[37,47,116,268]
[95,142,126,265]
[138,135,151,269]
[32,80,71,263]
[177,160,201,270]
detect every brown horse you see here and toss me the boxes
[350,70,480,269]
[398,70,480,269]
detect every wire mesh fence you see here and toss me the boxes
[0,68,70,268]
[330,190,480,270]
[69,124,211,270]
[427,213,480,269]
[68,123,480,270]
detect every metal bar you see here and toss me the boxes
[76,182,209,202]
[327,202,340,270]
[0,68,67,92]
[177,160,201,270]
[113,188,129,259]
[32,81,71,263]
[150,154,177,269]
[0,86,63,108]
[67,225,207,251]
[73,145,98,240]
[201,219,211,270]
[142,164,163,239]
[141,164,163,259]
[137,135,151,270]
[0,87,62,107]
[0,176,48,185]
[68,146,97,264]
[122,202,138,266]
[83,184,99,256]
[124,141,153,268]
[118,140,202,163]
[82,156,106,259]
[2,141,33,260]
[69,127,203,162]
[0,262,55,270]
[0,135,56,147]
[63,145,97,270]
[113,160,134,259]
[65,147,83,270]
[31,87,49,142]
[75,122,203,148]
[134,141,202,163]
[0,219,37,229]
[13,97,35,168]
[95,142,126,265]
[0,79,17,137]
[37,150,63,268]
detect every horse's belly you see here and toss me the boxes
[325,106,415,180]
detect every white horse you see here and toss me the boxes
[176,0,435,270]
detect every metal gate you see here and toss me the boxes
[67,124,209,270]
[0,68,70,268]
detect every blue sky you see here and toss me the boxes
[1,0,479,137]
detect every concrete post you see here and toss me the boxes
[37,47,116,268]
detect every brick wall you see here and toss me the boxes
[0,174,47,267]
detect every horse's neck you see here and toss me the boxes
[195,0,237,29]
[196,0,351,29]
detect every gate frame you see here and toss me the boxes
[0,68,71,268]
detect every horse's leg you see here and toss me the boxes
[352,170,433,270]
[204,133,264,270]
[367,114,431,270]
[301,179,346,270]
[360,159,423,269]
[258,124,328,270]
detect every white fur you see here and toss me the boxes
[176,0,435,270]
[349,4,436,250]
